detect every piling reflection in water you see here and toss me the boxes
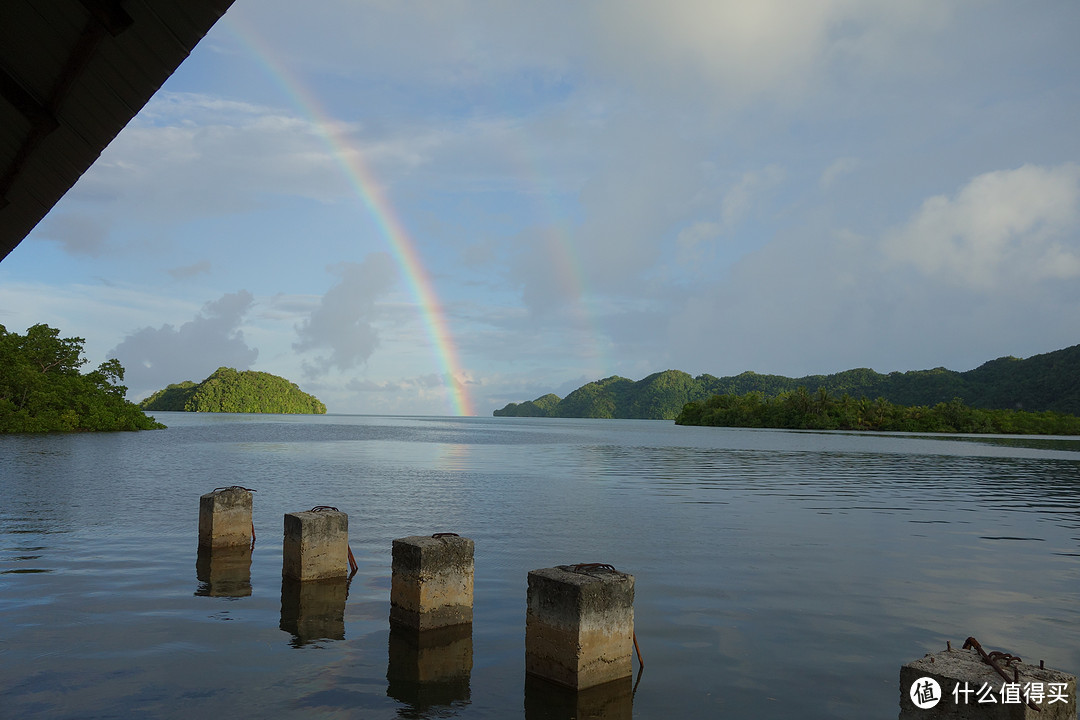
[279,576,347,646]
[194,545,252,598]
[524,674,633,720]
[386,623,472,713]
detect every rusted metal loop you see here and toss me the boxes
[309,505,339,512]
[569,562,618,574]
[963,637,1040,713]
[432,532,460,538]
[988,650,1021,666]
[213,485,256,492]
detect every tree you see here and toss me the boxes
[0,323,164,433]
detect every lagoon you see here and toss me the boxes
[2,413,1079,718]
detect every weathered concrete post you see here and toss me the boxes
[198,486,253,549]
[899,640,1077,719]
[282,507,350,581]
[525,563,635,691]
[390,534,474,631]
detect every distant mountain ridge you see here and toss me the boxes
[140,367,326,414]
[493,344,1080,419]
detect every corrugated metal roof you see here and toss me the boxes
[0,0,235,262]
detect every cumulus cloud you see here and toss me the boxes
[883,163,1080,290]
[662,162,1080,382]
[109,290,258,397]
[293,253,398,376]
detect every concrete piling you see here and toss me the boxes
[390,534,474,631]
[198,486,254,549]
[282,507,350,581]
[525,564,635,691]
[195,544,252,598]
[279,577,347,645]
[900,642,1077,719]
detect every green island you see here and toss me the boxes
[140,366,326,414]
[494,343,1080,426]
[675,389,1080,435]
[0,323,164,433]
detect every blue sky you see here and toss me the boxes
[2,0,1079,415]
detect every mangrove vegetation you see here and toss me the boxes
[0,323,164,433]
[675,389,1080,435]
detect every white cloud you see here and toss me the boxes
[883,163,1080,290]
[293,253,399,376]
[108,290,259,397]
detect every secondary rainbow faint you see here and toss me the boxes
[224,19,474,416]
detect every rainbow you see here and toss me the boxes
[223,19,474,416]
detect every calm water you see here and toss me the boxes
[2,414,1078,719]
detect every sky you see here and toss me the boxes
[2,0,1079,416]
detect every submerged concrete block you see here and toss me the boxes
[387,623,473,709]
[282,509,349,581]
[198,486,253,549]
[525,564,635,690]
[390,534,474,631]
[195,545,252,598]
[524,674,633,720]
[279,577,347,645]
[900,646,1077,719]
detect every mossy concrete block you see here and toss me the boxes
[282,510,349,581]
[525,565,635,690]
[900,647,1077,719]
[198,487,253,549]
[390,535,474,631]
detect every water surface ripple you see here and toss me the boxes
[2,414,1078,718]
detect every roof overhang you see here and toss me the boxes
[0,0,235,262]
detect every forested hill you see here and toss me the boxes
[493,344,1080,420]
[140,367,326,414]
